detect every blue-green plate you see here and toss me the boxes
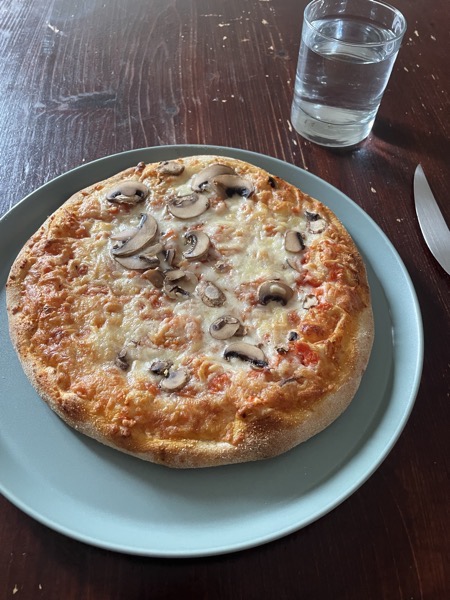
[0,145,423,557]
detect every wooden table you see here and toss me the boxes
[1,1,448,598]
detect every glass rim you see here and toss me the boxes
[304,0,407,46]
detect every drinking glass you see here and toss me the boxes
[290,0,407,147]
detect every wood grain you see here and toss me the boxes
[0,0,449,598]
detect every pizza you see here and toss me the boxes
[6,155,374,468]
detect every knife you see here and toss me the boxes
[414,164,450,275]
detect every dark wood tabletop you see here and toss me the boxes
[1,0,448,598]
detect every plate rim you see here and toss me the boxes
[0,144,423,557]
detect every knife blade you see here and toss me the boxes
[414,164,450,275]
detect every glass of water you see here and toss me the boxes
[290,0,406,148]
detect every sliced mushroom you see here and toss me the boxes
[113,253,160,270]
[276,345,289,354]
[224,342,268,368]
[157,161,185,176]
[308,218,327,234]
[163,269,198,299]
[214,260,232,273]
[106,181,149,205]
[112,213,158,257]
[159,367,190,392]
[112,237,163,264]
[183,231,211,261]
[286,257,302,273]
[110,226,139,242]
[165,269,198,285]
[165,248,176,265]
[158,247,177,271]
[284,230,305,253]
[141,242,164,257]
[167,193,210,219]
[303,294,318,309]
[212,174,254,198]
[115,349,129,371]
[258,280,294,306]
[305,211,327,233]
[209,315,243,340]
[197,280,226,307]
[191,164,235,192]
[164,269,184,282]
[149,359,173,376]
[141,268,164,288]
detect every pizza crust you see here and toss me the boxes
[6,155,374,468]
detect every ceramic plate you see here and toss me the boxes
[0,145,423,557]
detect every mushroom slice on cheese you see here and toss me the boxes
[212,174,254,198]
[167,193,210,219]
[150,359,173,376]
[183,231,211,261]
[111,213,158,257]
[157,161,185,176]
[306,211,327,234]
[284,230,305,253]
[258,280,294,306]
[163,269,198,299]
[209,315,244,340]
[224,342,268,368]
[110,226,139,242]
[191,164,235,192]
[159,367,190,392]
[114,349,130,371]
[106,181,149,205]
[142,268,165,288]
[303,294,318,309]
[197,280,226,307]
[113,253,160,271]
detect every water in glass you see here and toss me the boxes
[291,16,401,147]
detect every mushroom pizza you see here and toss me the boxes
[6,155,374,467]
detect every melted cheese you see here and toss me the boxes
[85,167,320,384]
